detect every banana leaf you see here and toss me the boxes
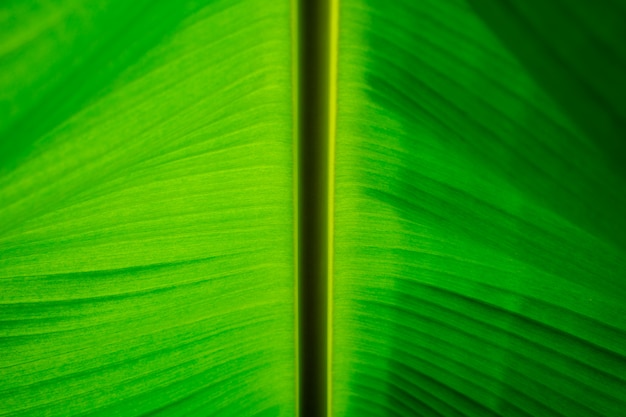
[1,0,625,416]
[333,0,626,416]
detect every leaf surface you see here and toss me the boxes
[333,0,626,415]
[2,0,626,416]
[0,1,296,416]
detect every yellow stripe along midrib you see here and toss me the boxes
[327,0,339,416]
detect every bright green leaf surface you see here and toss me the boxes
[2,0,626,416]
[333,0,626,416]
[0,1,295,416]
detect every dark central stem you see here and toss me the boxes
[297,0,332,416]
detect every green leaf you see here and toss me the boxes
[333,0,626,416]
[2,0,625,416]
[0,1,295,415]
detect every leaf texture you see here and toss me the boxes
[0,1,295,416]
[333,0,626,416]
[2,0,626,416]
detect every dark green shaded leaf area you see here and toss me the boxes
[333,0,626,416]
[1,0,626,416]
